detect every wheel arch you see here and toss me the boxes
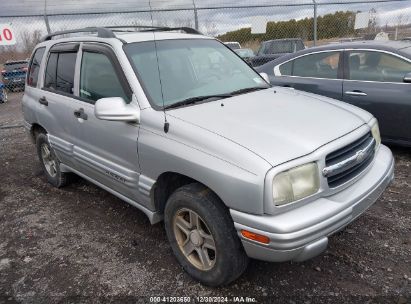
[152,171,225,215]
[29,123,47,143]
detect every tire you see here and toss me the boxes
[164,183,249,286]
[0,88,7,103]
[36,133,69,188]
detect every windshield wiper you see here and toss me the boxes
[164,94,232,110]
[229,86,268,96]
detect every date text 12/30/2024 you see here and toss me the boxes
[149,296,258,303]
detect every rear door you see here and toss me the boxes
[37,43,80,168]
[68,43,142,203]
[342,50,411,143]
[272,50,344,100]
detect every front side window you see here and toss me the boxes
[278,61,292,76]
[28,47,45,87]
[80,51,129,103]
[348,51,411,83]
[292,51,340,79]
[44,52,76,94]
[124,39,269,108]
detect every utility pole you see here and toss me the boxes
[44,0,51,34]
[192,0,199,30]
[312,0,317,46]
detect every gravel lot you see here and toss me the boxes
[0,93,410,304]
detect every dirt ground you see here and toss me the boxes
[0,93,410,304]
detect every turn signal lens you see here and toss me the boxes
[241,230,270,244]
[371,122,381,149]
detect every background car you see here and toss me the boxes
[234,48,255,63]
[256,40,411,147]
[250,38,305,67]
[0,82,7,103]
[1,60,29,91]
[224,41,241,50]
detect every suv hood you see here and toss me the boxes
[168,87,369,167]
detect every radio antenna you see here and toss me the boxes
[148,0,169,133]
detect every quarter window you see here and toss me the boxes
[27,47,45,87]
[44,52,76,94]
[292,52,340,79]
[80,51,129,103]
[348,51,411,83]
[278,61,292,75]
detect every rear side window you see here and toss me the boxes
[27,47,45,87]
[348,51,411,83]
[44,52,76,94]
[80,51,130,103]
[292,51,340,79]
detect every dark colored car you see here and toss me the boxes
[257,40,411,147]
[250,38,305,67]
[1,60,29,91]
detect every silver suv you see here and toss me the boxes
[22,26,394,286]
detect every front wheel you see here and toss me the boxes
[0,88,7,103]
[164,183,249,286]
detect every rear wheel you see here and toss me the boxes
[164,183,249,286]
[36,133,69,187]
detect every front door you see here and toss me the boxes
[69,43,143,203]
[342,50,411,144]
[272,50,344,100]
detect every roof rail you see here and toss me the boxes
[42,27,116,41]
[140,26,202,35]
[41,26,202,42]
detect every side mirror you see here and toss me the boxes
[94,97,140,122]
[403,72,411,83]
[259,72,270,83]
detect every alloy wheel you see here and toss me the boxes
[173,208,217,271]
[41,143,57,177]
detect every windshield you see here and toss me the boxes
[4,62,28,71]
[124,39,269,108]
[261,40,304,55]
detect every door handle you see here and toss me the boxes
[73,108,88,120]
[38,96,48,106]
[345,90,367,97]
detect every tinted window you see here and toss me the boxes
[279,61,292,75]
[44,52,76,94]
[348,51,411,83]
[80,52,129,103]
[44,53,57,89]
[293,52,340,79]
[28,48,45,87]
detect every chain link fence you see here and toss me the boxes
[0,0,410,100]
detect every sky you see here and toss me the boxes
[0,0,410,37]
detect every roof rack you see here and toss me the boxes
[41,26,202,42]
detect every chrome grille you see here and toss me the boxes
[324,132,375,188]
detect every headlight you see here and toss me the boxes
[272,162,320,206]
[371,122,381,149]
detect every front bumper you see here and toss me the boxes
[230,145,394,262]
